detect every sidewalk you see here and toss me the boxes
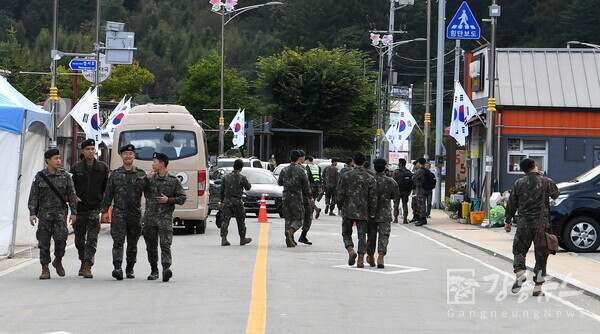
[423,209,600,298]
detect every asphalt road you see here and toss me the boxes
[2,206,600,334]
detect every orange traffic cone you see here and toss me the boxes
[256,195,270,223]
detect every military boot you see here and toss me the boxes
[366,254,376,267]
[403,216,409,224]
[377,252,385,269]
[357,254,365,268]
[511,270,527,294]
[39,263,50,280]
[415,217,427,226]
[533,283,545,297]
[162,263,172,282]
[78,261,85,276]
[147,263,159,280]
[240,234,252,245]
[409,216,418,223]
[324,205,329,214]
[347,246,357,266]
[393,216,399,224]
[112,262,123,281]
[125,261,135,279]
[285,228,297,247]
[82,261,93,278]
[221,236,231,246]
[52,257,65,277]
[298,231,312,245]
[314,208,322,219]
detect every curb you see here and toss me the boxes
[422,223,600,300]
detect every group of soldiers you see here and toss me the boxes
[28,139,186,282]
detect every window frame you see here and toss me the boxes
[506,138,548,174]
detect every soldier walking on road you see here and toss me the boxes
[278,150,312,247]
[339,157,354,176]
[29,149,78,279]
[305,156,323,219]
[140,152,186,282]
[71,139,109,279]
[101,144,146,280]
[392,158,413,224]
[367,159,400,268]
[337,152,377,268]
[322,157,340,216]
[412,158,431,226]
[219,159,252,246]
[505,158,559,297]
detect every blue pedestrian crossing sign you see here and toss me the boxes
[447,1,480,40]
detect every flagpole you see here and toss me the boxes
[57,87,93,128]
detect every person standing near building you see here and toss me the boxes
[337,152,377,268]
[101,144,146,280]
[305,156,322,219]
[219,159,252,246]
[322,157,340,216]
[71,139,109,279]
[269,154,277,167]
[412,158,430,226]
[140,152,187,282]
[424,161,434,218]
[278,150,312,247]
[367,159,399,268]
[392,158,413,224]
[29,149,78,279]
[505,158,559,297]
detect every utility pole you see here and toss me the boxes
[49,0,59,148]
[424,0,432,160]
[485,0,501,218]
[95,0,101,89]
[432,0,446,209]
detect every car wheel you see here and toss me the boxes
[562,216,600,252]
[195,220,206,234]
[185,221,195,234]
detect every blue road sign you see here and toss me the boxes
[447,1,480,40]
[69,59,97,71]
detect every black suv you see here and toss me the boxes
[550,165,600,252]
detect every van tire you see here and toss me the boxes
[195,220,206,234]
[185,221,195,234]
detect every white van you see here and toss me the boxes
[110,104,209,233]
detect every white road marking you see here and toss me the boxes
[401,225,600,323]
[0,259,37,278]
[333,263,428,275]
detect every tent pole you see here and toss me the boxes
[9,115,27,258]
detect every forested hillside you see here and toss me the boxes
[1,0,599,152]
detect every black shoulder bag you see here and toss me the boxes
[37,172,68,209]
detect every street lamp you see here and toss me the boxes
[210,0,283,156]
[369,35,426,159]
[567,41,600,49]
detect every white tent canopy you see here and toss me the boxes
[0,76,51,257]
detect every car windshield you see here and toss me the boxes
[573,164,600,183]
[119,130,197,161]
[241,170,277,184]
[216,160,251,168]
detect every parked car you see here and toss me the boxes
[208,167,284,217]
[210,157,263,176]
[550,164,600,252]
[261,161,275,172]
[317,161,346,172]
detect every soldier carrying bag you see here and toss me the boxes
[534,177,558,255]
[37,171,68,209]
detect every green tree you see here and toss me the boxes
[178,51,260,154]
[100,60,155,100]
[256,47,376,150]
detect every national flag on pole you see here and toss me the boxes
[228,108,245,147]
[70,87,101,149]
[103,96,131,142]
[385,101,416,150]
[449,82,477,146]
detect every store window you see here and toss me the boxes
[507,138,548,173]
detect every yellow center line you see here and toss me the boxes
[246,223,269,334]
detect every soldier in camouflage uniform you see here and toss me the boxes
[367,159,400,269]
[411,158,429,226]
[140,152,187,282]
[29,149,78,279]
[322,157,339,216]
[392,158,413,224]
[101,144,146,280]
[71,139,109,278]
[278,150,312,247]
[337,152,377,268]
[219,159,252,246]
[339,157,354,176]
[299,151,314,245]
[505,158,559,297]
